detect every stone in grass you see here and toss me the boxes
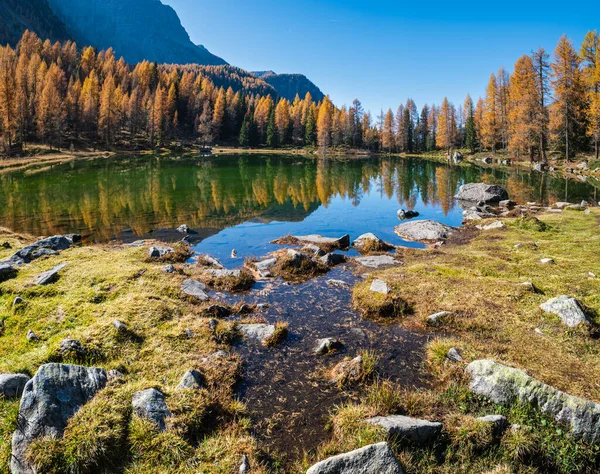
[181,279,209,302]
[148,246,173,258]
[314,338,344,355]
[113,320,127,332]
[306,442,403,474]
[447,348,463,362]
[177,370,205,390]
[370,279,390,295]
[26,330,39,342]
[239,324,276,344]
[426,311,453,327]
[540,258,555,264]
[107,369,124,382]
[164,264,175,274]
[330,355,363,384]
[476,221,505,231]
[354,255,400,269]
[205,304,231,318]
[0,374,30,399]
[0,263,17,282]
[520,282,536,292]
[239,455,250,474]
[11,364,108,474]
[540,295,589,327]
[132,388,171,432]
[252,257,278,277]
[35,262,67,285]
[476,415,510,436]
[13,296,24,306]
[59,339,86,357]
[366,415,443,443]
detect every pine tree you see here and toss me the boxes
[266,108,278,148]
[463,95,477,153]
[239,115,250,147]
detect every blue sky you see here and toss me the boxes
[163,0,596,115]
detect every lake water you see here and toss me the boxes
[0,154,597,266]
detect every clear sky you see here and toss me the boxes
[163,0,596,114]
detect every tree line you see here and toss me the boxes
[0,30,599,161]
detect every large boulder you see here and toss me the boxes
[11,364,107,474]
[132,388,171,431]
[366,415,443,443]
[395,220,455,242]
[306,442,403,474]
[7,235,78,265]
[466,360,600,443]
[455,183,509,203]
[540,295,589,327]
[0,374,30,399]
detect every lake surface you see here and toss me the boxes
[0,154,597,266]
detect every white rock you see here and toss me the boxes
[370,279,390,295]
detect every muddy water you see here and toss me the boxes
[217,265,431,459]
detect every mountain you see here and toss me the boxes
[46,0,227,65]
[0,0,71,47]
[253,71,325,102]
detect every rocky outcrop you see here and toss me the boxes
[320,253,347,266]
[274,234,350,250]
[4,234,79,266]
[306,442,403,474]
[0,262,17,282]
[395,220,455,242]
[35,262,67,285]
[540,296,589,327]
[466,360,600,443]
[0,374,30,399]
[132,388,171,431]
[370,279,390,295]
[354,255,400,269]
[455,183,509,203]
[148,246,173,259]
[366,415,443,443]
[11,364,107,474]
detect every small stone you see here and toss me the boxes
[426,311,453,327]
[59,339,86,357]
[208,319,218,331]
[200,350,228,364]
[35,262,67,285]
[327,279,350,288]
[107,369,124,381]
[447,348,463,362]
[181,279,209,301]
[113,320,127,332]
[0,373,30,399]
[177,224,189,234]
[370,279,390,295]
[184,328,194,339]
[476,415,509,436]
[520,282,535,292]
[239,454,250,474]
[540,258,554,264]
[476,221,505,231]
[26,330,39,342]
[239,324,276,343]
[589,272,597,278]
[314,338,343,355]
[177,370,205,390]
[256,303,269,312]
[366,415,443,442]
[164,264,175,274]
[320,253,347,266]
[535,328,544,335]
[132,388,171,431]
[13,296,24,306]
[148,246,173,259]
[231,249,238,258]
[330,355,363,384]
[540,295,589,327]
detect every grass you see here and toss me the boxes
[263,321,289,348]
[270,250,329,282]
[196,269,256,292]
[352,279,412,320]
[355,237,394,255]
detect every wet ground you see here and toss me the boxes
[213,264,432,460]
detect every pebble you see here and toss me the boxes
[540,258,555,264]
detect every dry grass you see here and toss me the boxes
[352,280,412,320]
[196,269,256,292]
[270,250,329,282]
[263,321,289,347]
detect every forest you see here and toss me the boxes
[0,30,599,161]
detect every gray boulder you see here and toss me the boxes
[177,370,205,390]
[148,246,173,259]
[11,364,107,474]
[397,209,419,220]
[181,279,209,302]
[314,338,343,355]
[395,220,455,242]
[35,262,67,285]
[239,324,275,343]
[327,279,350,289]
[366,415,443,443]
[252,257,278,277]
[320,253,347,266]
[8,235,77,265]
[132,388,171,431]
[353,233,392,251]
[466,359,600,443]
[303,244,326,258]
[455,183,509,203]
[0,374,30,399]
[354,255,400,269]
[447,348,463,362]
[0,262,17,282]
[370,279,390,295]
[306,442,403,474]
[540,295,589,327]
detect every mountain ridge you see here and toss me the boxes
[253,71,325,102]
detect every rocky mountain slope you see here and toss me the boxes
[253,71,325,102]
[46,0,227,65]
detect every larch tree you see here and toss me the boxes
[0,46,18,148]
[212,87,226,142]
[381,108,396,153]
[581,30,600,160]
[99,75,122,145]
[37,64,66,149]
[481,73,500,152]
[532,48,551,162]
[275,99,291,145]
[436,97,456,153]
[317,96,333,148]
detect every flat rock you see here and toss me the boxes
[148,246,173,258]
[327,279,350,289]
[252,257,277,277]
[314,338,343,355]
[455,183,509,203]
[395,220,455,242]
[476,221,506,231]
[286,234,350,249]
[132,388,171,431]
[302,244,326,258]
[11,364,107,474]
[199,254,225,269]
[427,311,453,327]
[0,374,30,399]
[370,279,390,295]
[354,255,400,269]
[466,359,600,443]
[540,295,589,327]
[553,202,573,209]
[35,262,67,285]
[239,324,275,343]
[366,415,443,443]
[181,279,209,301]
[205,268,242,278]
[177,370,205,390]
[306,442,403,474]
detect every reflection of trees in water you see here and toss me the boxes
[0,156,595,241]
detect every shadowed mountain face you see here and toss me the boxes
[253,71,325,102]
[0,0,71,47]
[46,0,227,65]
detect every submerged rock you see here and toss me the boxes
[314,338,344,355]
[0,374,30,399]
[330,355,363,384]
[395,220,455,242]
[11,364,107,474]
[455,183,509,203]
[132,388,171,431]
[366,415,443,443]
[397,209,420,220]
[35,262,67,285]
[354,255,400,269]
[540,295,589,327]
[466,359,600,443]
[181,279,209,301]
[306,442,403,474]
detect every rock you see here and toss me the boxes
[59,339,86,357]
[426,311,453,327]
[107,369,124,381]
[395,220,455,242]
[184,328,194,339]
[354,255,400,269]
[327,279,350,289]
[397,209,420,220]
[366,415,443,443]
[320,253,347,266]
[26,330,39,342]
[113,320,127,332]
[252,257,278,277]
[314,338,343,355]
[231,249,238,258]
[306,442,403,474]
[206,304,231,318]
[208,319,218,332]
[520,282,535,292]
[455,183,509,203]
[177,370,205,390]
[535,328,544,335]
[200,350,228,364]
[533,162,547,172]
[330,356,363,384]
[447,348,463,362]
[0,374,30,399]
[353,233,392,252]
[256,303,269,312]
[132,388,171,431]
[181,279,209,302]
[11,364,107,474]
[8,235,77,265]
[540,258,554,264]
[199,254,225,269]
[302,244,326,258]
[553,202,573,209]
[35,262,67,285]
[239,455,250,474]
[370,279,390,295]
[462,210,485,221]
[540,295,589,327]
[476,221,506,231]
[0,262,17,282]
[31,248,59,259]
[177,224,189,234]
[501,159,512,166]
[477,415,509,436]
[466,359,600,443]
[164,264,175,274]
[284,234,350,249]
[499,200,516,208]
[205,268,242,279]
[13,296,24,306]
[239,324,276,343]
[148,246,173,258]
[483,156,494,164]
[453,151,463,163]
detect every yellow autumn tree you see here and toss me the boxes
[481,73,500,152]
[436,97,455,153]
[317,96,333,148]
[509,55,540,159]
